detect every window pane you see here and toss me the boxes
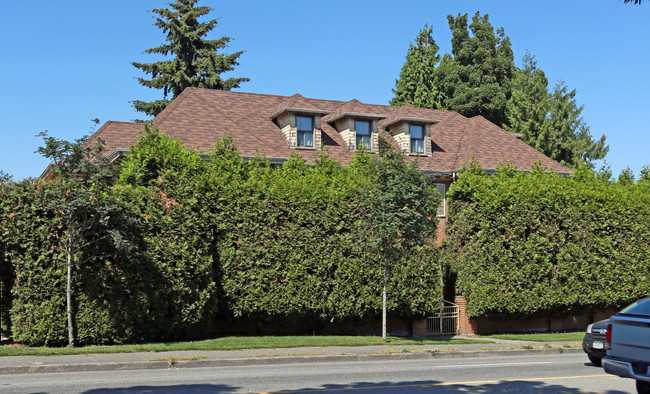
[357,135,371,149]
[304,131,313,147]
[409,124,424,139]
[411,138,424,153]
[296,116,313,131]
[355,120,371,136]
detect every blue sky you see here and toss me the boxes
[2,0,648,180]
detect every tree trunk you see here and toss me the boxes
[66,239,75,348]
[382,261,387,343]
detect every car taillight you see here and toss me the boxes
[606,324,612,350]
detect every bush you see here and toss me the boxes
[444,163,650,317]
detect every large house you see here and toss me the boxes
[89,88,572,222]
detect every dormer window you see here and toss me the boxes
[355,120,371,149]
[296,115,314,147]
[410,124,425,154]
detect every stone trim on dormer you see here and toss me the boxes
[323,99,386,153]
[382,116,439,157]
[271,94,330,150]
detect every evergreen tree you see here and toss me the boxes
[640,165,650,183]
[390,25,442,108]
[438,12,515,126]
[617,167,635,184]
[505,53,608,168]
[132,0,249,117]
[505,52,551,145]
[544,81,608,168]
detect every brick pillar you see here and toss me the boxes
[455,296,476,335]
[412,319,428,337]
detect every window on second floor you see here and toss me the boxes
[355,120,371,149]
[296,115,313,147]
[410,124,424,154]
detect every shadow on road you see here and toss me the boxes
[277,379,630,393]
[84,384,238,393]
[80,378,631,393]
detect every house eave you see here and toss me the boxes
[325,112,387,123]
[383,117,440,128]
[269,107,332,120]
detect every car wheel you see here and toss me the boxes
[587,354,602,367]
[637,380,650,394]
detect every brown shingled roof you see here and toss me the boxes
[322,99,387,123]
[381,103,441,128]
[87,88,573,175]
[87,121,144,159]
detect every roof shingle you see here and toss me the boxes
[89,88,572,175]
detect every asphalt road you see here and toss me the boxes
[1,353,635,393]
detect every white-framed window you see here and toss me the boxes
[296,115,314,147]
[436,183,446,217]
[410,124,424,154]
[355,119,371,149]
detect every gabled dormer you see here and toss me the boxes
[270,94,331,150]
[381,104,439,156]
[322,99,387,152]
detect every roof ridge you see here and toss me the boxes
[153,89,193,126]
[202,97,270,148]
[452,116,474,170]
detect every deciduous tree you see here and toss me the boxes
[37,130,131,347]
[358,138,439,341]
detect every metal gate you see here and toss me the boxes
[426,300,459,335]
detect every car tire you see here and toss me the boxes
[637,380,650,394]
[587,354,602,367]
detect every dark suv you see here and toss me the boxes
[582,319,609,366]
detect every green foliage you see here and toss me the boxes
[390,25,442,108]
[3,129,442,346]
[640,165,650,183]
[439,12,514,127]
[132,0,249,117]
[392,15,608,168]
[219,148,442,321]
[7,133,138,346]
[543,82,608,168]
[444,166,650,317]
[505,52,552,148]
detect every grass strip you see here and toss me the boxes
[0,336,490,357]
[485,332,584,342]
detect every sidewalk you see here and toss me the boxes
[0,337,584,375]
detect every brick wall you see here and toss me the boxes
[412,319,428,337]
[454,295,619,335]
[208,315,413,337]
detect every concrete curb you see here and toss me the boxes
[0,347,584,375]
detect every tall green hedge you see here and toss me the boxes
[1,128,442,345]
[444,164,650,317]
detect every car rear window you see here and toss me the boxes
[619,298,650,317]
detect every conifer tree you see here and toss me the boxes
[544,81,608,168]
[438,12,514,126]
[132,0,249,117]
[505,52,552,150]
[392,14,608,168]
[390,25,442,108]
